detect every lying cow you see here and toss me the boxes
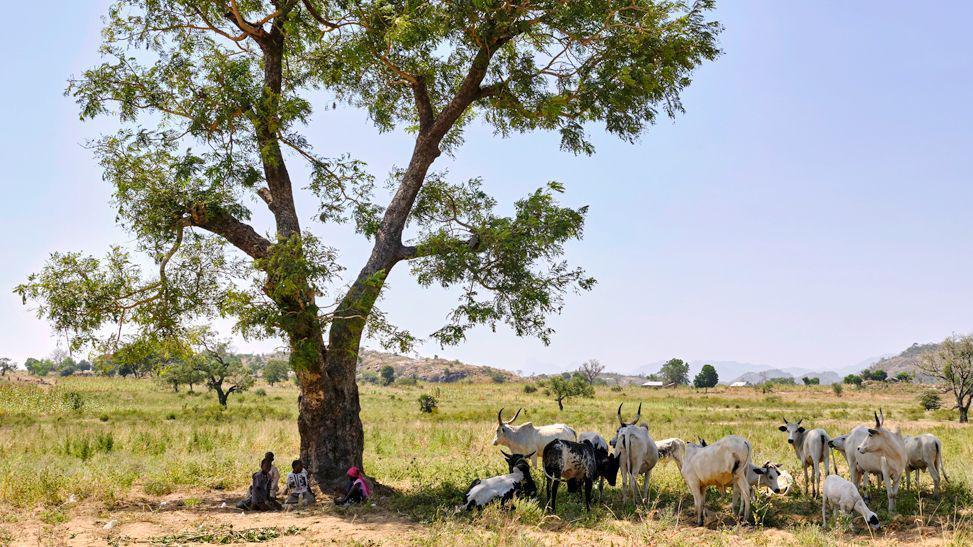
[658,435,754,526]
[856,409,907,512]
[778,417,831,497]
[903,433,948,496]
[542,438,618,513]
[463,457,536,510]
[492,408,576,467]
[822,474,880,529]
[610,403,659,503]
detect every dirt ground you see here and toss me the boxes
[4,492,963,546]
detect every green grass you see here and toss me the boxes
[1,375,972,543]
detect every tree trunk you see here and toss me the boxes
[216,388,228,407]
[959,405,969,423]
[557,397,564,411]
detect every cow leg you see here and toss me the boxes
[904,468,911,491]
[803,464,810,496]
[690,483,705,526]
[642,470,651,504]
[812,459,820,498]
[549,479,560,513]
[928,460,941,497]
[545,476,552,510]
[597,477,603,501]
[629,472,639,504]
[738,476,752,524]
[583,478,593,512]
[821,491,827,527]
[880,458,894,513]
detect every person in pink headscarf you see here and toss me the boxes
[335,466,371,505]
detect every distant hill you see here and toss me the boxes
[632,360,779,384]
[356,350,519,383]
[866,342,941,380]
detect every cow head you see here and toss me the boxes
[857,410,888,455]
[492,407,523,446]
[594,446,620,486]
[656,438,687,466]
[778,417,805,444]
[753,461,782,494]
[828,434,847,451]
[500,450,535,472]
[610,402,641,447]
[866,511,880,529]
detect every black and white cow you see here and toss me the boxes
[542,439,618,513]
[463,455,537,510]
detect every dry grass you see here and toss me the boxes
[0,374,971,544]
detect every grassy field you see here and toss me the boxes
[1,374,972,545]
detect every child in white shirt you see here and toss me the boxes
[284,459,316,505]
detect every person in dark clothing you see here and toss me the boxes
[237,459,283,510]
[334,466,371,506]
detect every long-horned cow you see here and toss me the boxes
[658,435,754,526]
[492,408,576,467]
[609,403,659,503]
[903,433,948,496]
[778,417,831,497]
[856,409,908,512]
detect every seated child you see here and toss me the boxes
[265,451,281,500]
[283,459,316,506]
[335,466,371,506]
[236,458,283,511]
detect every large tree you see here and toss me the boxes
[919,335,973,423]
[16,0,719,484]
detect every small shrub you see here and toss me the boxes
[380,365,396,386]
[832,383,844,397]
[760,381,774,394]
[488,371,507,384]
[63,391,85,412]
[523,384,537,394]
[610,384,623,392]
[395,376,418,387]
[99,414,110,422]
[254,388,267,397]
[418,394,438,413]
[918,391,942,411]
[165,413,177,420]
[361,371,380,385]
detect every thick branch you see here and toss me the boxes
[188,204,272,259]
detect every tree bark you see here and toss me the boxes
[959,405,969,423]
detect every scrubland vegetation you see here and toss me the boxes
[2,375,972,544]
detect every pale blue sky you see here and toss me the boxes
[2,2,972,374]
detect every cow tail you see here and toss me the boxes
[937,440,949,483]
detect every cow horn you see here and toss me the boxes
[763,460,771,468]
[498,407,504,424]
[617,403,626,426]
[506,407,522,424]
[796,418,803,426]
[500,450,512,458]
[633,402,642,425]
[879,407,885,425]
[781,416,788,424]
[874,411,881,429]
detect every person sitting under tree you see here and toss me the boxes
[283,459,315,506]
[236,459,282,511]
[335,466,371,506]
[264,451,281,501]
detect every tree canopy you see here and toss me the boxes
[15,0,721,481]
[659,358,690,386]
[693,364,717,391]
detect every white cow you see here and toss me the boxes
[778,417,831,497]
[658,435,754,526]
[856,409,908,512]
[609,403,659,503]
[903,433,948,496]
[822,474,880,529]
[829,427,879,492]
[732,460,783,516]
[492,408,576,467]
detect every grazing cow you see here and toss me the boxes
[731,460,783,516]
[492,408,576,467]
[610,403,659,503]
[778,417,831,497]
[822,474,880,529]
[542,439,618,513]
[578,432,610,497]
[856,409,907,512]
[463,458,537,510]
[658,436,754,526]
[903,433,948,496]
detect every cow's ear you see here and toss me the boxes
[778,426,787,432]
[797,427,806,433]
[753,467,765,475]
[868,428,878,436]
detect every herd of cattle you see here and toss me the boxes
[462,404,948,529]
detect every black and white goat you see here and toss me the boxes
[463,451,536,510]
[542,439,618,513]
